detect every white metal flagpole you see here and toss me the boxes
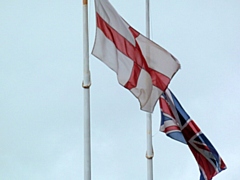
[145,0,154,180]
[82,0,91,180]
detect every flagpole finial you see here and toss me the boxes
[83,0,87,5]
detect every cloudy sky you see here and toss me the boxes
[1,0,240,179]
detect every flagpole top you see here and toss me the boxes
[83,0,87,5]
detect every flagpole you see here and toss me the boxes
[145,0,153,180]
[82,0,91,180]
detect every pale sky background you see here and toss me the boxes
[1,0,240,179]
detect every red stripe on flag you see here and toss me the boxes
[150,70,170,91]
[160,97,175,118]
[124,63,141,89]
[182,120,201,141]
[96,13,170,91]
[164,125,181,133]
[194,143,210,151]
[220,158,227,170]
[189,145,217,180]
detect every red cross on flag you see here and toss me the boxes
[92,0,180,113]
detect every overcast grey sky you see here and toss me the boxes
[1,0,240,179]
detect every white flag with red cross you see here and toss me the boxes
[92,0,180,113]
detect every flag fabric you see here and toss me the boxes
[92,0,180,113]
[160,89,226,180]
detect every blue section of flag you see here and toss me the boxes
[166,132,186,144]
[169,91,190,122]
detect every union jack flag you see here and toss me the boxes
[160,89,226,180]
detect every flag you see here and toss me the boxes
[160,89,226,180]
[92,0,180,112]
